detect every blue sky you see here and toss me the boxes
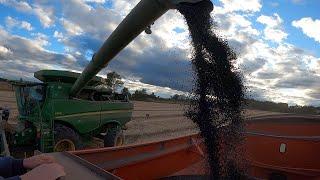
[0,0,319,106]
[261,0,319,56]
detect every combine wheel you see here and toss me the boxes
[54,124,83,152]
[104,125,124,147]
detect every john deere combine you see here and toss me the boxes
[7,70,132,153]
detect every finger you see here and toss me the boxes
[41,156,55,163]
[43,156,55,163]
[48,156,56,163]
[51,163,64,169]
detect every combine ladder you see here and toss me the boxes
[36,103,54,153]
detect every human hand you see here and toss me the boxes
[20,163,66,180]
[23,154,55,169]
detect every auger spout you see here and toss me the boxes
[70,0,213,97]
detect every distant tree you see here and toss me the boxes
[150,92,156,98]
[171,94,180,100]
[141,89,147,95]
[131,89,149,100]
[121,87,131,98]
[106,71,124,92]
[288,105,318,114]
[245,98,320,114]
[170,94,187,101]
[121,87,129,94]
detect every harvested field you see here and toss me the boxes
[0,85,284,145]
[126,101,194,144]
[0,90,18,119]
[126,101,285,144]
[0,81,14,91]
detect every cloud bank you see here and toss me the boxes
[0,0,319,105]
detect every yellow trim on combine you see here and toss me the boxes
[55,110,132,119]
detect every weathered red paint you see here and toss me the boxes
[70,114,320,179]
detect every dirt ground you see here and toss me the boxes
[126,101,283,144]
[0,85,282,145]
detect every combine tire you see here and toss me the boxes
[104,125,124,147]
[54,124,83,152]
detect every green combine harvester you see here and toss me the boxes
[8,70,132,153]
[0,0,206,155]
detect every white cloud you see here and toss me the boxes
[123,79,186,98]
[291,0,304,4]
[0,0,55,28]
[241,40,320,105]
[269,2,279,7]
[257,14,281,27]
[219,0,262,13]
[214,12,260,39]
[151,11,189,50]
[32,33,50,48]
[0,27,73,80]
[57,0,119,41]
[33,4,55,28]
[60,18,84,36]
[5,16,33,31]
[2,0,33,12]
[84,0,106,3]
[292,17,320,43]
[21,21,33,31]
[257,13,288,43]
[263,28,288,43]
[14,1,32,11]
[112,0,140,16]
[5,16,17,28]
[0,45,12,55]
[53,31,64,42]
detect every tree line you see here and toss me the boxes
[124,89,320,115]
[2,72,320,114]
[246,99,320,114]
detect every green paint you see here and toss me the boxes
[10,70,133,153]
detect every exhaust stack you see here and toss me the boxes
[70,0,213,96]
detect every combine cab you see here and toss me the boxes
[7,70,133,153]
